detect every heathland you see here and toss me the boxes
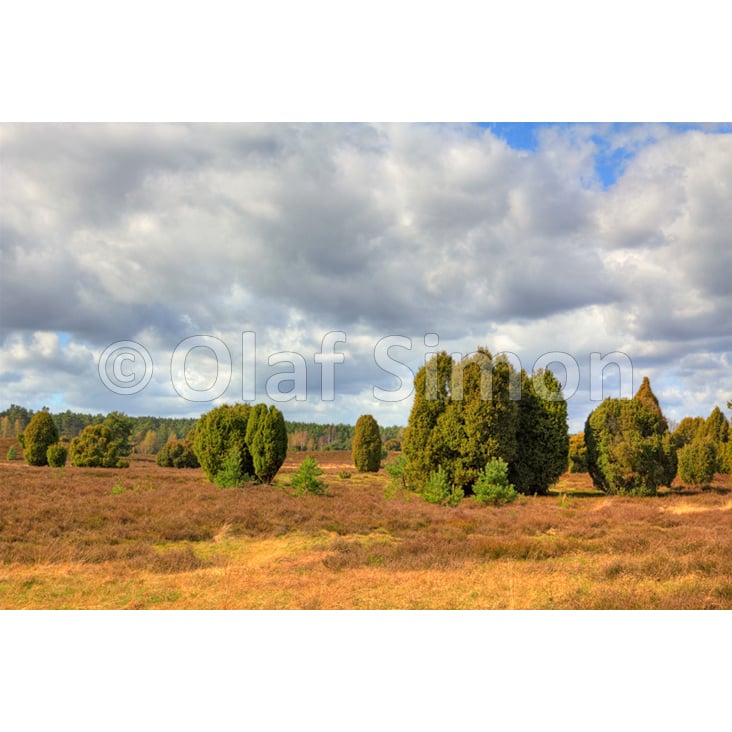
[2,439,731,610]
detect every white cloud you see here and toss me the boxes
[1,123,731,426]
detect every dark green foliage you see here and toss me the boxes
[384,438,401,451]
[245,403,268,448]
[102,411,134,457]
[678,437,717,487]
[6,445,17,461]
[403,349,568,496]
[568,433,588,473]
[192,403,254,483]
[247,405,288,484]
[472,458,518,506]
[46,443,68,468]
[156,440,199,468]
[352,414,382,472]
[448,351,520,492]
[510,369,568,495]
[584,377,676,496]
[70,424,129,468]
[290,457,326,495]
[20,410,59,466]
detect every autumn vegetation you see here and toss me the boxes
[1,374,730,609]
[1,443,731,609]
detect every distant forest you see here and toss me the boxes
[0,404,404,454]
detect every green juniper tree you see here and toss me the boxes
[352,414,382,472]
[19,410,59,466]
[402,348,568,497]
[247,405,288,484]
[192,403,254,484]
[585,377,676,496]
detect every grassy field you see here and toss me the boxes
[1,437,731,609]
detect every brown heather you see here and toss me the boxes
[1,437,731,609]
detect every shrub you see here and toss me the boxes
[719,442,732,475]
[352,414,382,472]
[672,416,705,450]
[20,410,59,466]
[192,403,254,483]
[384,438,401,452]
[156,440,199,468]
[46,443,68,468]
[290,457,327,495]
[6,445,17,461]
[678,438,717,487]
[473,458,518,506]
[585,377,676,496]
[338,470,352,479]
[213,446,250,488]
[421,467,463,507]
[103,411,134,458]
[402,349,568,495]
[384,454,408,491]
[69,424,129,468]
[247,405,288,484]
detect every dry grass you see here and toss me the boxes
[1,442,731,609]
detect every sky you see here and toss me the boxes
[1,122,731,431]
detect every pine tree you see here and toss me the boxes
[352,414,382,472]
[20,410,59,466]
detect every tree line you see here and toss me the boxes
[0,404,402,454]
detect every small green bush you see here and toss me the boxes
[291,457,327,495]
[473,458,518,506]
[20,410,59,466]
[352,414,382,472]
[247,405,288,484]
[46,443,68,468]
[421,467,463,507]
[678,438,717,487]
[192,403,254,483]
[156,440,199,468]
[6,445,17,461]
[214,446,250,488]
[70,424,129,468]
[338,470,352,479]
[384,454,407,490]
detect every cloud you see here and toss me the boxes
[1,123,731,428]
